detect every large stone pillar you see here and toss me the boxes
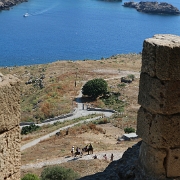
[137,34,180,179]
[0,73,21,180]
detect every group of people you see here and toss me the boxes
[71,146,83,157]
[71,144,114,161]
[103,153,114,161]
[71,143,93,157]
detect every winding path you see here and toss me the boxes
[21,90,113,151]
[21,70,139,169]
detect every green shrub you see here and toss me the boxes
[21,173,40,180]
[124,127,135,133]
[41,166,80,180]
[127,74,135,81]
[82,78,107,99]
[93,118,109,125]
[21,124,40,135]
[117,83,126,88]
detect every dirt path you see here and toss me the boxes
[21,69,139,156]
[21,150,124,170]
[21,83,115,151]
[21,116,105,151]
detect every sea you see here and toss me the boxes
[0,0,180,67]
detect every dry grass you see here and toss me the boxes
[0,53,141,123]
[0,53,142,178]
[21,122,140,178]
[21,114,100,145]
[21,159,111,178]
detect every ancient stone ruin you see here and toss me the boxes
[1,34,180,180]
[0,73,21,179]
[80,34,180,180]
[137,34,180,179]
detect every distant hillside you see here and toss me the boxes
[0,0,27,10]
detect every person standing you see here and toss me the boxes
[71,146,75,156]
[110,153,114,161]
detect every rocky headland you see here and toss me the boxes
[0,0,27,10]
[123,1,180,15]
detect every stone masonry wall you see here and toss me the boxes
[137,34,180,179]
[0,73,21,180]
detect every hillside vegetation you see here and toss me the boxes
[0,54,141,124]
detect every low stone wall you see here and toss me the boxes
[20,107,115,126]
[42,112,74,123]
[87,108,116,113]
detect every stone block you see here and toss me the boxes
[138,73,180,114]
[141,34,180,80]
[166,148,180,177]
[137,107,180,148]
[0,126,21,179]
[138,141,167,179]
[0,74,20,133]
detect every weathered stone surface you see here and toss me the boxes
[141,34,180,80]
[0,74,20,133]
[4,171,20,180]
[0,126,21,180]
[138,73,180,114]
[137,107,180,148]
[166,148,180,177]
[138,141,167,179]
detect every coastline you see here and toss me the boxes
[0,0,27,10]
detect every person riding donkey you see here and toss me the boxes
[74,147,83,157]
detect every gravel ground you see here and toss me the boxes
[21,150,124,170]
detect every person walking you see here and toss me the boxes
[103,154,107,161]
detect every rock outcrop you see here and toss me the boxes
[0,0,27,10]
[123,1,180,15]
[0,73,21,180]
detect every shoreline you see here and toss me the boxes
[0,53,141,68]
[0,0,28,11]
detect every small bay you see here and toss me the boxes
[0,0,180,66]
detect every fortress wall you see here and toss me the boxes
[0,73,21,180]
[137,34,180,178]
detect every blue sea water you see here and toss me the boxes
[0,0,180,66]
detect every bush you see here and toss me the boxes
[21,124,40,135]
[127,74,135,81]
[124,127,135,133]
[41,166,80,180]
[21,173,40,180]
[82,78,107,99]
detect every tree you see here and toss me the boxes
[21,173,40,180]
[82,78,108,99]
[41,166,80,180]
